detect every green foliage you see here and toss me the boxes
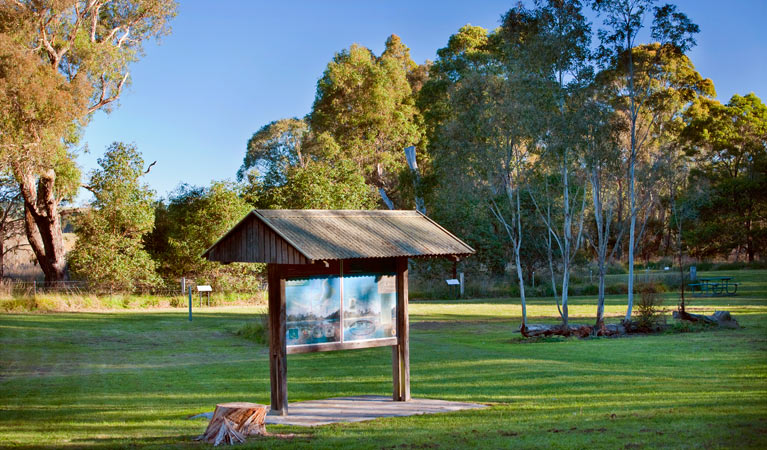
[248,160,377,210]
[238,118,309,184]
[234,312,269,345]
[146,181,255,280]
[68,143,160,291]
[239,35,425,210]
[0,1,177,282]
[635,285,665,331]
[309,35,425,206]
[682,93,767,261]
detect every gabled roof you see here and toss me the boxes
[202,209,474,264]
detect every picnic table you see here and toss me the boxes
[689,276,738,297]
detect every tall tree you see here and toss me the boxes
[519,0,591,327]
[683,93,767,261]
[148,181,251,278]
[593,0,701,321]
[427,16,542,332]
[0,1,176,282]
[582,97,623,330]
[237,118,309,184]
[238,118,377,210]
[309,35,424,208]
[420,25,511,274]
[68,143,159,291]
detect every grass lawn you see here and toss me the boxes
[1,270,766,448]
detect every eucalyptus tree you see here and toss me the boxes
[0,0,176,282]
[682,93,767,261]
[592,0,702,321]
[511,0,592,327]
[237,118,309,185]
[309,35,424,209]
[68,143,159,291]
[423,20,541,332]
[419,25,512,275]
[147,181,252,279]
[581,98,624,329]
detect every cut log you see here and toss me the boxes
[196,402,268,446]
[673,310,739,328]
[524,324,595,338]
[523,323,627,338]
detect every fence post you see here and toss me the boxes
[188,286,193,321]
[33,280,36,296]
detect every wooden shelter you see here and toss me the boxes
[203,210,474,415]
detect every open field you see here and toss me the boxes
[1,270,766,448]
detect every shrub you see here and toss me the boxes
[606,283,628,295]
[635,285,665,332]
[607,263,627,275]
[169,295,183,307]
[235,312,269,345]
[580,284,599,296]
[635,282,667,294]
[649,258,673,270]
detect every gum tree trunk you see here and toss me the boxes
[16,168,67,282]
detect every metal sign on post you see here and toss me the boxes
[446,279,460,299]
[197,285,212,306]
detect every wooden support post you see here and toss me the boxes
[268,265,288,415]
[394,257,411,401]
[392,345,401,401]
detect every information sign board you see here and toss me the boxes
[285,273,396,350]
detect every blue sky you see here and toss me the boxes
[76,0,767,204]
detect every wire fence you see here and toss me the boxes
[0,279,267,298]
[0,268,686,302]
[409,268,687,300]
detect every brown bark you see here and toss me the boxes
[196,402,268,446]
[16,167,67,282]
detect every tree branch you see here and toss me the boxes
[88,72,129,113]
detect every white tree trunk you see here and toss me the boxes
[626,141,637,322]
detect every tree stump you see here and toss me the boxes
[196,402,268,446]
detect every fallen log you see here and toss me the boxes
[196,402,268,446]
[524,324,595,338]
[673,310,739,328]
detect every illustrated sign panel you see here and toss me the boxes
[343,274,396,342]
[285,273,396,349]
[285,276,341,346]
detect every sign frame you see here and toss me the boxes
[267,257,410,415]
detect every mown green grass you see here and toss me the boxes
[1,270,766,448]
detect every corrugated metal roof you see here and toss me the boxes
[236,209,474,261]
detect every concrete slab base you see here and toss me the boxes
[264,395,487,427]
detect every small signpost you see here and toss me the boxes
[197,285,212,306]
[446,278,460,299]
